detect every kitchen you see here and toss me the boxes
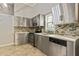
[0,3,79,56]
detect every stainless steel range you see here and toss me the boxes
[28,33,35,47]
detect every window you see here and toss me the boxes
[45,13,55,32]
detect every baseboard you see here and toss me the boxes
[0,43,14,47]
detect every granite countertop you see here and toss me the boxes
[35,33,79,42]
[15,31,29,33]
[14,31,79,42]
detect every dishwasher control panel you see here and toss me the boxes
[49,37,67,47]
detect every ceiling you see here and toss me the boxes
[0,3,14,15]
[14,3,58,18]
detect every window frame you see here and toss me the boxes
[45,13,54,32]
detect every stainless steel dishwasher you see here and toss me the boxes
[48,37,67,56]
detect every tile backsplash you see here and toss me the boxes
[14,26,45,33]
[14,26,35,32]
[55,23,79,36]
[14,23,79,36]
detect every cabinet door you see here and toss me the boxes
[18,33,25,44]
[41,36,49,55]
[35,34,38,47]
[19,17,23,26]
[20,17,26,27]
[15,33,27,45]
[32,17,38,27]
[17,17,22,26]
[14,16,26,27]
[26,18,30,27]
[14,16,20,26]
[22,17,26,27]
[26,19,33,27]
[25,33,29,43]
[36,16,40,26]
[29,19,33,27]
[40,15,44,26]
[37,35,42,50]
[14,16,17,26]
[67,41,75,56]
[32,15,44,27]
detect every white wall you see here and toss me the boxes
[0,14,14,46]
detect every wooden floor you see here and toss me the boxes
[0,44,46,56]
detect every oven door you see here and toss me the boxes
[28,33,35,46]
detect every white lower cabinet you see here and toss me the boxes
[67,41,75,56]
[35,34,76,56]
[15,32,28,45]
[37,35,42,50]
[35,35,49,55]
[41,36,49,55]
[35,34,66,56]
[35,34,38,47]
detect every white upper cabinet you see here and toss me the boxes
[52,4,76,25]
[25,18,29,27]
[32,14,44,27]
[20,17,26,27]
[28,19,33,27]
[14,16,26,27]
[39,15,45,26]
[14,16,19,26]
[32,16,38,26]
[36,15,40,26]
